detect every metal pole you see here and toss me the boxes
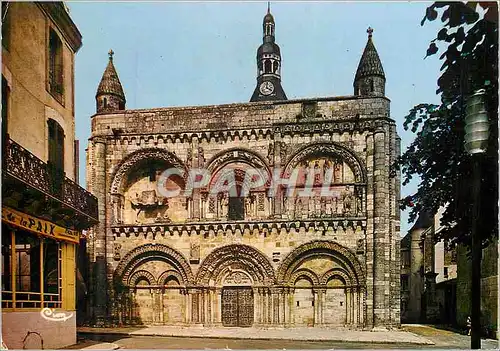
[470,155,482,349]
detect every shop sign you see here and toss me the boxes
[2,207,80,244]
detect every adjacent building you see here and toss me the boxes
[85,9,401,329]
[400,210,457,324]
[1,2,98,349]
[401,207,497,339]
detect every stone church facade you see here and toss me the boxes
[86,8,401,329]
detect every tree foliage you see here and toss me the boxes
[394,2,498,247]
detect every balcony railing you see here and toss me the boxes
[3,136,98,224]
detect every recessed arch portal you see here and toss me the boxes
[110,148,187,195]
[276,240,365,286]
[114,243,193,286]
[196,244,275,286]
[282,142,366,183]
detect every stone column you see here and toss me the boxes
[263,288,269,325]
[350,288,355,326]
[280,289,286,326]
[353,288,358,328]
[364,132,375,328]
[207,288,214,326]
[267,289,272,325]
[91,136,108,326]
[201,289,206,324]
[214,288,222,326]
[283,288,290,327]
[191,137,201,220]
[345,288,350,326]
[372,127,388,328]
[361,286,366,326]
[273,140,282,218]
[253,288,260,326]
[313,289,319,326]
[316,288,325,326]
[184,290,191,325]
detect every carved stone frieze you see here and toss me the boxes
[110,218,367,238]
[274,118,387,136]
[223,270,253,285]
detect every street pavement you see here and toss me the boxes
[73,325,499,349]
[77,326,433,345]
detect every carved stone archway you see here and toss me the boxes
[158,269,185,286]
[128,270,156,287]
[205,148,272,187]
[114,243,194,285]
[276,240,365,286]
[196,244,275,285]
[282,142,366,183]
[321,268,353,286]
[110,148,187,195]
[289,268,320,286]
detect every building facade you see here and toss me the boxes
[86,10,401,329]
[1,2,98,349]
[400,210,458,324]
[400,207,497,338]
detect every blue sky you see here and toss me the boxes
[67,1,443,235]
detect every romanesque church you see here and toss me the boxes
[86,7,401,329]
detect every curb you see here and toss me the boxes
[80,342,120,350]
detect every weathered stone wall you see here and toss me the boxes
[86,95,400,329]
[456,241,498,338]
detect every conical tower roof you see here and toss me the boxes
[96,49,125,101]
[355,27,385,81]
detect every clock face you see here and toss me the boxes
[259,81,275,96]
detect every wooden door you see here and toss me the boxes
[222,287,253,327]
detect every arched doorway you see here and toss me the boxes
[196,244,275,327]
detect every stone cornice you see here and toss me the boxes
[91,95,391,118]
[94,118,396,145]
[37,2,82,53]
[111,217,367,238]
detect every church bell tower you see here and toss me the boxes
[250,3,287,102]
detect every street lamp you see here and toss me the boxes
[465,89,490,154]
[464,88,489,349]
